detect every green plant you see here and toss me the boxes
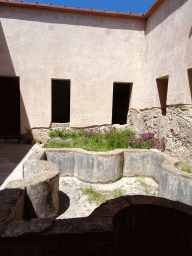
[137,177,159,197]
[79,179,159,206]
[181,165,192,174]
[49,128,67,139]
[43,126,166,153]
[79,185,126,206]
[62,180,74,187]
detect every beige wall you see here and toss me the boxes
[0,0,192,134]
[142,0,192,110]
[0,6,145,131]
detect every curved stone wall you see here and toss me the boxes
[43,147,192,206]
[45,148,124,183]
[6,159,60,218]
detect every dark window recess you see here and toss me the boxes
[112,83,131,125]
[52,79,70,123]
[0,76,20,139]
[156,77,168,116]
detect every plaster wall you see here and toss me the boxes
[141,0,192,109]
[126,0,192,167]
[0,5,145,131]
[1,1,192,166]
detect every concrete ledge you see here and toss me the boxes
[5,160,60,218]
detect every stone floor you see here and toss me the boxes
[56,175,159,219]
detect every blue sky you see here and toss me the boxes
[14,0,157,14]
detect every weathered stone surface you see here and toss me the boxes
[6,160,60,218]
[31,129,51,144]
[2,217,55,237]
[2,195,192,256]
[127,105,192,167]
[0,188,25,237]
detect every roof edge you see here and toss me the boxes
[144,0,165,18]
[0,0,166,20]
[0,0,145,19]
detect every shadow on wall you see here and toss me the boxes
[20,92,34,144]
[189,26,192,38]
[145,0,188,35]
[0,20,32,142]
[0,21,16,76]
[188,68,192,101]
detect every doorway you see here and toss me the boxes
[0,76,20,139]
[112,83,130,125]
[52,79,70,123]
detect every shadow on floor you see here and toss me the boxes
[0,142,33,186]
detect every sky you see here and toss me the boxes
[13,0,157,14]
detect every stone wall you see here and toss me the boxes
[127,105,192,167]
[1,190,192,256]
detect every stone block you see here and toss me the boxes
[2,217,55,237]
[2,195,192,256]
[0,188,25,237]
[6,160,60,218]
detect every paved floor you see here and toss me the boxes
[0,141,35,190]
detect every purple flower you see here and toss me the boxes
[148,133,155,138]
[126,136,132,140]
[138,134,145,137]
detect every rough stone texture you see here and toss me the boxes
[51,123,70,129]
[0,188,25,237]
[1,195,192,256]
[6,160,60,218]
[127,105,192,167]
[2,217,55,237]
[31,129,51,144]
